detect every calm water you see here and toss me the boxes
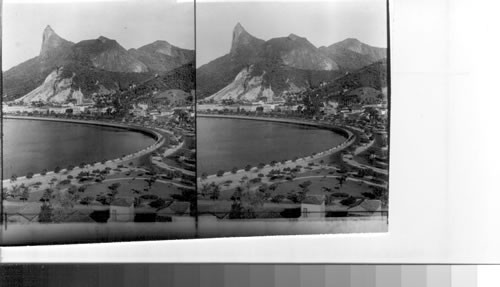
[197,117,346,175]
[2,119,156,179]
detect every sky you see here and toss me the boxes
[196,0,387,67]
[2,0,194,71]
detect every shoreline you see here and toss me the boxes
[3,115,161,141]
[197,114,355,179]
[2,115,166,184]
[198,113,351,138]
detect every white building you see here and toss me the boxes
[108,198,135,222]
[300,196,326,219]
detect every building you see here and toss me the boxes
[108,198,135,222]
[300,196,326,219]
[347,199,383,216]
[156,201,191,222]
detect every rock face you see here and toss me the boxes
[230,23,265,57]
[3,25,194,102]
[197,23,387,101]
[206,65,274,102]
[39,25,74,59]
[15,67,84,104]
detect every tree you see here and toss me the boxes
[228,200,244,219]
[20,186,30,202]
[299,180,312,189]
[233,186,243,200]
[244,165,252,172]
[149,198,166,208]
[79,196,94,205]
[54,166,61,173]
[39,203,53,223]
[337,175,347,187]
[258,184,268,193]
[271,194,285,203]
[210,183,220,200]
[216,170,225,177]
[108,182,121,196]
[26,172,34,179]
[9,184,21,198]
[201,172,208,180]
[10,174,17,182]
[49,177,58,188]
[200,183,211,198]
[67,185,78,195]
[145,177,157,188]
[231,167,238,174]
[340,196,357,206]
[2,188,10,199]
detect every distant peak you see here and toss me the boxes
[42,25,57,40]
[98,36,110,42]
[288,33,303,41]
[343,37,361,43]
[233,22,249,40]
[328,37,364,51]
[40,25,71,57]
[231,22,263,54]
[44,25,54,33]
[234,22,245,33]
[153,39,170,45]
[150,40,172,48]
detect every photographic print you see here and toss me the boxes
[196,0,390,237]
[1,0,196,245]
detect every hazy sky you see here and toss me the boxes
[197,0,387,67]
[2,0,194,70]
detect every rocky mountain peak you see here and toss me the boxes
[233,22,246,38]
[333,38,364,53]
[40,25,73,57]
[288,33,303,41]
[230,23,263,54]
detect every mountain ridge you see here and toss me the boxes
[197,23,387,101]
[3,25,194,102]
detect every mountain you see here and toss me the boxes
[3,25,194,103]
[128,40,194,72]
[197,23,386,102]
[307,59,388,101]
[39,25,74,59]
[132,62,195,96]
[15,67,84,104]
[262,34,337,71]
[205,65,274,102]
[71,36,148,73]
[319,38,386,71]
